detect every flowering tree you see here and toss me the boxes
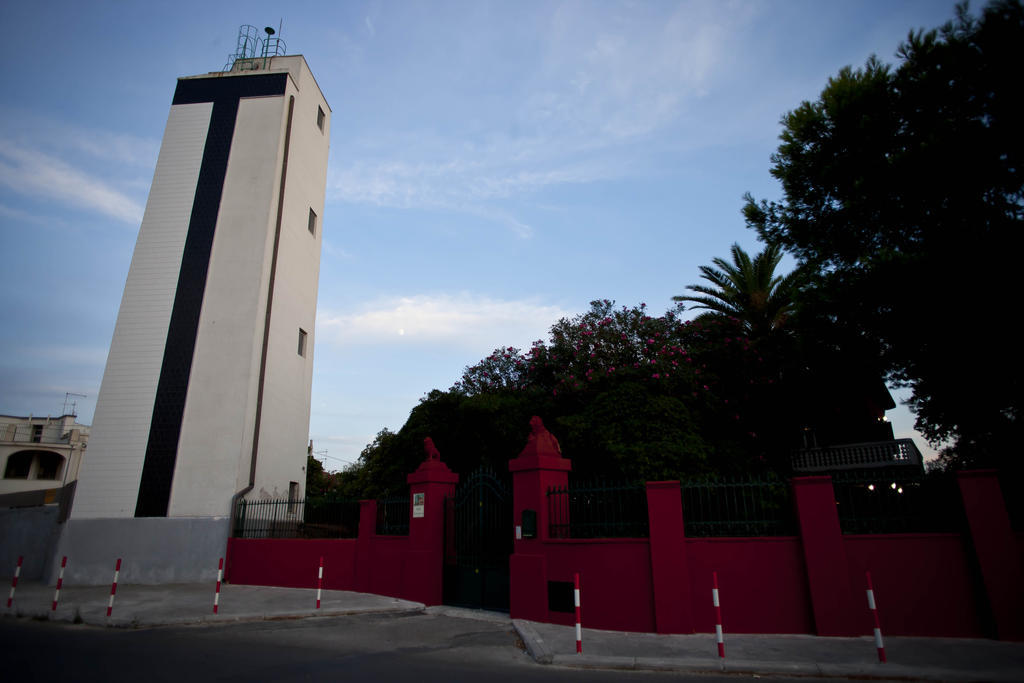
[444,300,786,480]
[452,346,531,395]
[338,295,828,497]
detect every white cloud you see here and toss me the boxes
[68,130,159,168]
[0,202,70,228]
[317,293,569,350]
[322,240,355,260]
[0,106,160,169]
[0,143,144,224]
[328,2,759,229]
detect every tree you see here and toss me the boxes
[306,453,330,497]
[672,243,799,337]
[743,0,1024,470]
[340,298,809,497]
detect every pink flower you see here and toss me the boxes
[652,373,660,379]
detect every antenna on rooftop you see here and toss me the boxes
[63,392,87,417]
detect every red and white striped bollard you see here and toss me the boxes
[574,572,582,654]
[712,571,725,660]
[7,555,22,608]
[52,556,68,612]
[106,558,121,618]
[213,557,224,614]
[865,571,886,663]
[316,556,324,609]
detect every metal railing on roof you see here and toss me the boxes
[792,439,923,473]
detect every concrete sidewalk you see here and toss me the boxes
[2,580,423,628]
[513,619,1024,681]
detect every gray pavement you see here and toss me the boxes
[4,580,1023,681]
[3,580,423,627]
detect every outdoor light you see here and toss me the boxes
[897,487,904,494]
[868,484,875,491]
[891,482,897,490]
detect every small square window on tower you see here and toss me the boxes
[297,328,308,357]
[317,106,325,131]
[308,208,317,236]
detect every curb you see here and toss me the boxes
[512,619,554,664]
[424,605,511,624]
[511,620,1020,682]
[542,652,1015,681]
[4,604,426,629]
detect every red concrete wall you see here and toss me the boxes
[365,536,409,600]
[844,534,985,637]
[542,539,655,632]
[225,440,1016,642]
[685,537,814,635]
[957,471,1024,640]
[226,538,357,590]
[227,536,411,598]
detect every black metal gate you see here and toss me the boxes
[443,467,512,611]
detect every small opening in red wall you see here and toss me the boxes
[548,581,575,613]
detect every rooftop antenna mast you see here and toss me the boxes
[63,392,87,417]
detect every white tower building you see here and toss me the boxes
[59,37,330,583]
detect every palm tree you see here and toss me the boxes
[674,243,799,337]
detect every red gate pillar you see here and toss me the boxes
[792,475,859,636]
[509,416,571,622]
[405,437,458,606]
[647,481,692,633]
[957,470,1024,641]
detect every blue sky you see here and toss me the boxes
[0,1,956,470]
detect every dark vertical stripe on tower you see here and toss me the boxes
[135,73,288,518]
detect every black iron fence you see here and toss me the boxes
[376,495,410,535]
[681,476,797,537]
[548,479,649,538]
[233,497,360,539]
[832,470,962,534]
[233,471,976,541]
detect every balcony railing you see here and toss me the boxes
[0,422,79,445]
[791,439,923,473]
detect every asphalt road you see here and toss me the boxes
[0,611,858,682]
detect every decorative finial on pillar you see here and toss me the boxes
[522,416,562,457]
[424,436,441,461]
